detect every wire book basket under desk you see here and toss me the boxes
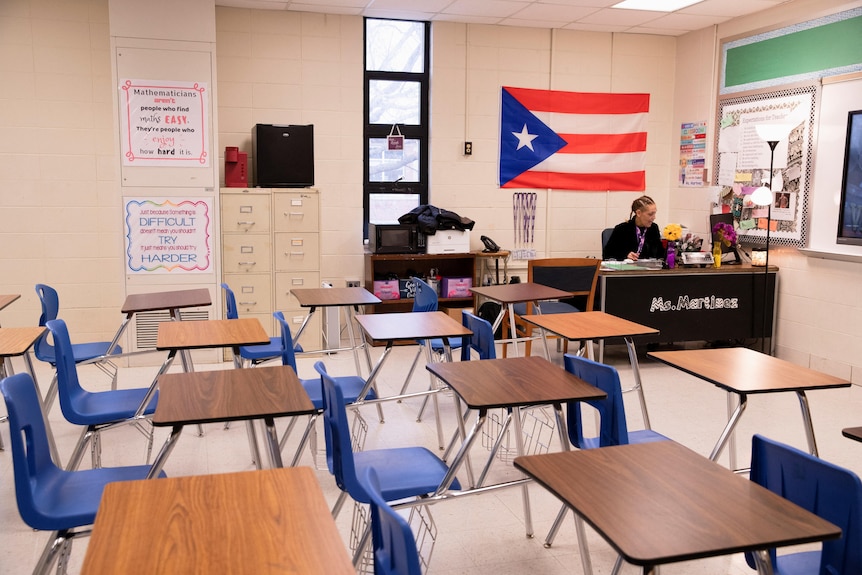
[481,406,556,463]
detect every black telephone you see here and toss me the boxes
[481,235,500,253]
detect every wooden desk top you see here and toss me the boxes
[427,356,605,409]
[514,441,840,568]
[648,347,850,394]
[470,282,573,304]
[121,288,212,314]
[354,311,472,342]
[0,294,21,312]
[291,286,381,308]
[599,263,778,276]
[156,318,269,351]
[153,365,316,426]
[0,327,46,357]
[842,426,862,442]
[520,311,659,340]
[80,467,355,575]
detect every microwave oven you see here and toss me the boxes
[368,224,425,254]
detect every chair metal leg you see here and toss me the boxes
[331,490,349,519]
[65,428,94,471]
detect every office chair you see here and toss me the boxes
[274,311,378,466]
[1,372,165,575]
[745,434,862,574]
[47,319,157,471]
[314,360,460,567]
[501,258,601,357]
[34,283,121,408]
[221,283,291,366]
[601,227,614,258]
[543,353,671,562]
[361,467,424,575]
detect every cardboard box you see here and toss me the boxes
[426,229,471,254]
[372,280,400,300]
[441,276,472,298]
[442,306,473,322]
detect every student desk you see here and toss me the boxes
[469,283,573,357]
[648,347,850,469]
[599,264,777,350]
[514,441,840,575]
[427,355,605,562]
[290,286,380,375]
[146,365,317,477]
[842,426,862,443]
[81,467,355,575]
[520,311,658,428]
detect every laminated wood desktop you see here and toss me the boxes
[514,441,840,574]
[598,264,777,348]
[81,467,355,575]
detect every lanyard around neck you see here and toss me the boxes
[635,225,647,255]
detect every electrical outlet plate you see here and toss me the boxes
[346,280,361,288]
[464,141,472,155]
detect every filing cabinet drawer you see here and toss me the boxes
[274,233,320,271]
[222,274,272,315]
[273,191,319,233]
[275,271,321,310]
[221,193,271,233]
[279,312,322,352]
[222,235,272,273]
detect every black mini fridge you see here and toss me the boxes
[252,124,314,187]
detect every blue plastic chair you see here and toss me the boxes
[221,283,288,366]
[745,434,862,575]
[34,283,121,408]
[361,468,423,575]
[274,311,377,465]
[460,310,497,361]
[314,360,460,567]
[47,319,157,471]
[1,372,165,575]
[543,353,671,556]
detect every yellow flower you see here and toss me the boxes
[663,223,682,241]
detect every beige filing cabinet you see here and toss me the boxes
[220,187,321,353]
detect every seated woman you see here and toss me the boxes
[602,195,666,261]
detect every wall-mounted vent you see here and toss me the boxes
[134,310,211,350]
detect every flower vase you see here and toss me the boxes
[666,242,676,269]
[713,241,722,268]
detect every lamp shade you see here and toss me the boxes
[755,123,794,143]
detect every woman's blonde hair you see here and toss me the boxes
[629,195,655,220]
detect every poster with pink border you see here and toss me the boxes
[119,79,209,167]
[125,198,211,273]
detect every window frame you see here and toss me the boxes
[363,18,431,238]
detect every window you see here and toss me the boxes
[364,18,430,236]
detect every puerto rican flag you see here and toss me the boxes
[499,86,649,191]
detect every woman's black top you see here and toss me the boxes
[602,219,666,261]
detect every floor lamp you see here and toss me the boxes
[751,123,793,355]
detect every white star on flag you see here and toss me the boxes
[512,124,538,151]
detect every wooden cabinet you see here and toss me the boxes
[364,253,476,314]
[220,187,321,350]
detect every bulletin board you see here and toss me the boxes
[713,83,818,247]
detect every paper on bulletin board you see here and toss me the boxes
[679,121,707,186]
[124,198,212,273]
[717,152,737,186]
[119,79,209,167]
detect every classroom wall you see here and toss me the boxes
[670,0,862,383]
[1,0,859,383]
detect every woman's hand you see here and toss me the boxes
[627,251,639,261]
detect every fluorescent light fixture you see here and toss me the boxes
[750,185,773,207]
[754,123,794,143]
[612,0,704,11]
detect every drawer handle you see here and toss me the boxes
[238,300,257,306]
[284,212,305,217]
[237,261,257,266]
[286,251,305,256]
[236,221,256,226]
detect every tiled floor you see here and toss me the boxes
[1,338,861,575]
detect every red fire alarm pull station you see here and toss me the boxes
[225,146,248,187]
